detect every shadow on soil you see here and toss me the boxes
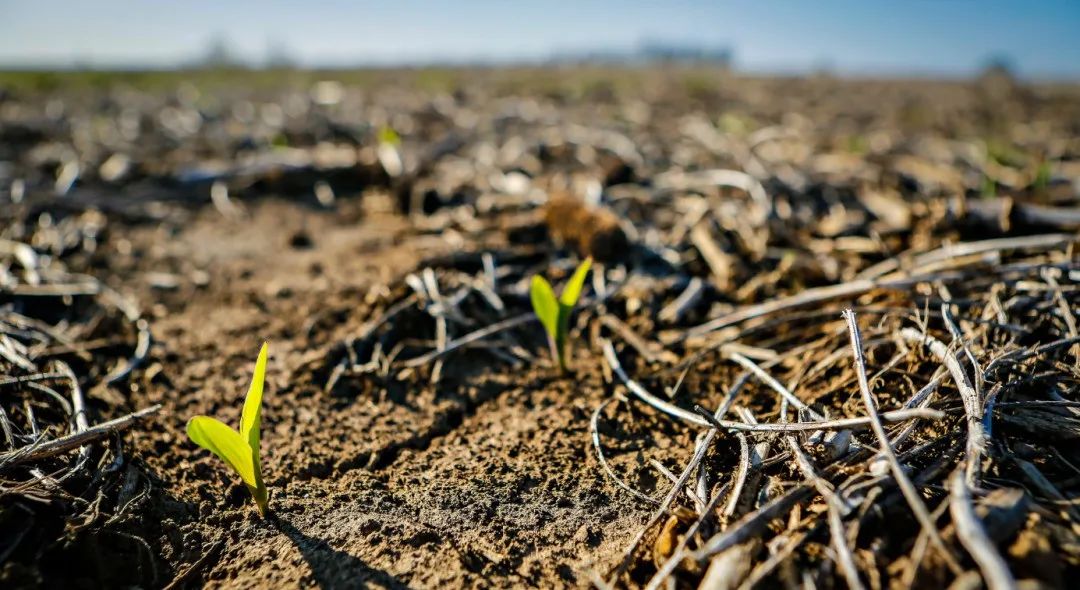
[271,514,409,589]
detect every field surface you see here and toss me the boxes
[1,68,1078,589]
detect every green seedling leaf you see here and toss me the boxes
[530,275,559,339]
[981,174,997,200]
[187,416,257,487]
[530,258,593,373]
[1034,161,1051,194]
[558,257,592,308]
[187,343,270,516]
[240,342,268,457]
[378,125,401,146]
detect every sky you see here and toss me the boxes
[1,0,1079,78]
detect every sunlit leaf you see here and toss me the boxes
[558,257,592,307]
[530,275,559,339]
[240,342,268,456]
[531,258,594,373]
[187,343,271,516]
[186,416,257,488]
[378,125,401,145]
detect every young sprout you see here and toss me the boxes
[530,257,592,373]
[1034,160,1051,194]
[187,342,269,516]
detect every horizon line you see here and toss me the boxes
[2,61,1076,84]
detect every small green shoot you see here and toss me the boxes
[187,342,269,516]
[377,125,401,146]
[530,257,592,373]
[1033,160,1051,195]
[981,174,997,200]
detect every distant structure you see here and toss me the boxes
[265,39,297,69]
[976,54,1019,98]
[194,34,244,69]
[978,54,1017,80]
[547,39,733,67]
[637,40,733,66]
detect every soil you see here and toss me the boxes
[116,199,652,589]
[2,68,1079,589]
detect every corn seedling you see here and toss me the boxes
[530,257,592,372]
[186,342,269,516]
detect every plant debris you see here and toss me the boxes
[1,69,1078,588]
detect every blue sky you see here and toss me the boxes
[2,0,1079,77]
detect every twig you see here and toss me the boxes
[602,339,710,427]
[857,234,1075,281]
[982,335,1080,377]
[733,407,772,517]
[691,222,733,291]
[607,375,749,585]
[685,250,1075,340]
[0,371,68,388]
[1013,458,1080,522]
[106,318,151,384]
[607,338,944,431]
[607,419,718,584]
[827,498,865,590]
[0,405,162,465]
[598,314,671,364]
[843,310,961,572]
[400,313,534,368]
[658,277,704,324]
[693,404,945,433]
[421,268,448,384]
[654,168,771,220]
[1043,269,1080,368]
[735,522,821,590]
[699,537,759,590]
[643,482,732,590]
[590,396,659,505]
[948,469,1016,590]
[58,361,91,463]
[209,180,241,218]
[692,484,812,560]
[648,459,703,508]
[723,431,751,518]
[727,351,825,421]
[900,328,986,488]
[783,435,863,590]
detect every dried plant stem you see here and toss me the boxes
[590,396,658,505]
[727,351,825,421]
[900,328,985,487]
[400,313,534,367]
[0,405,162,465]
[692,484,813,560]
[608,422,718,584]
[686,237,1075,340]
[643,482,732,590]
[57,361,91,463]
[784,435,864,590]
[948,469,1016,590]
[604,337,945,435]
[843,310,961,573]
